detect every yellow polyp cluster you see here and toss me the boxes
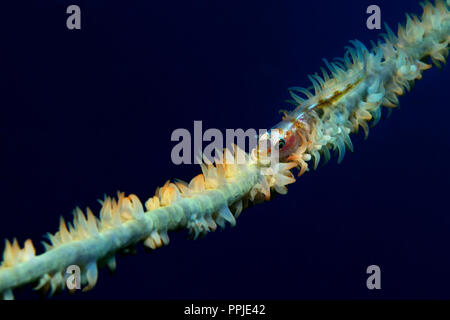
[428,40,449,67]
[260,162,297,195]
[287,151,311,177]
[356,106,377,134]
[0,239,35,269]
[145,194,161,211]
[422,0,450,33]
[98,194,131,229]
[143,229,170,250]
[41,192,147,251]
[0,240,36,298]
[188,174,207,192]
[155,182,181,207]
[395,0,449,50]
[137,145,298,238]
[116,193,145,221]
[31,196,134,294]
[44,209,99,249]
[250,146,298,195]
[286,133,311,176]
[397,15,424,48]
[38,144,296,248]
[140,150,243,239]
[144,149,246,212]
[248,179,270,203]
[398,1,450,67]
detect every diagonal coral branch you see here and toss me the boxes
[1,0,449,299]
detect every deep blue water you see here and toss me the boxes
[1,0,450,299]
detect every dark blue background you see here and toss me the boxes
[1,0,449,299]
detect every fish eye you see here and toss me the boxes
[278,138,286,149]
